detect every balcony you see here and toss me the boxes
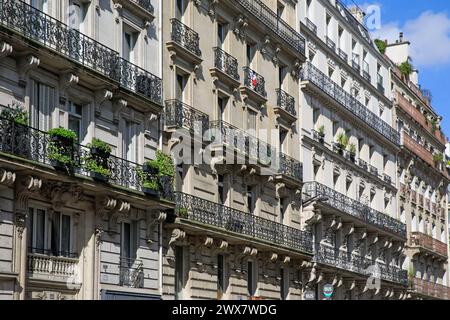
[305,18,317,34]
[410,232,448,259]
[337,48,348,63]
[383,174,392,185]
[211,47,240,87]
[358,159,368,171]
[175,192,313,255]
[410,278,450,300]
[277,153,303,183]
[314,245,408,286]
[402,132,434,168]
[396,93,446,145]
[100,257,144,288]
[236,0,305,57]
[165,100,209,137]
[0,113,174,201]
[300,62,400,146]
[168,18,202,64]
[303,182,407,239]
[28,252,79,284]
[0,0,163,105]
[242,67,267,104]
[369,165,379,177]
[112,0,154,19]
[325,36,336,52]
[208,120,274,164]
[274,88,297,123]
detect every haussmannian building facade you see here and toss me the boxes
[0,0,448,301]
[384,35,450,300]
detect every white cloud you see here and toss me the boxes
[372,11,450,67]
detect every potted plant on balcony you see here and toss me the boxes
[84,138,111,183]
[335,132,349,156]
[138,160,160,198]
[139,151,175,199]
[317,125,325,143]
[0,103,30,155]
[399,60,413,80]
[176,207,189,219]
[433,152,444,169]
[348,143,357,162]
[48,128,78,173]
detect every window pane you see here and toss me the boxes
[61,215,71,257]
[122,223,131,261]
[175,246,184,299]
[51,212,60,256]
[36,209,45,253]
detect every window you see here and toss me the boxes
[121,222,138,261]
[176,73,187,102]
[32,0,48,12]
[217,22,227,48]
[218,174,225,205]
[69,0,87,33]
[313,108,320,127]
[28,208,73,257]
[247,261,256,297]
[68,101,83,143]
[278,65,286,89]
[218,97,227,122]
[123,25,138,64]
[279,129,287,153]
[280,268,288,300]
[217,254,225,298]
[175,246,185,300]
[123,120,138,163]
[338,26,344,50]
[280,198,287,224]
[31,81,55,131]
[246,43,255,67]
[325,14,331,37]
[247,186,254,214]
[175,0,186,20]
[247,109,257,132]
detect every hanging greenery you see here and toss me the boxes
[399,61,413,77]
[374,39,387,54]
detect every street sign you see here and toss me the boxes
[323,284,334,298]
[303,291,316,300]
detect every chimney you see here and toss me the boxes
[399,32,404,43]
[349,6,366,24]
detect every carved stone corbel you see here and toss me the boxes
[59,72,79,104]
[233,15,248,40]
[169,228,186,246]
[108,200,131,233]
[0,41,13,60]
[94,88,113,117]
[112,98,127,125]
[146,210,167,244]
[208,0,219,18]
[14,176,42,236]
[0,168,16,187]
[18,54,40,87]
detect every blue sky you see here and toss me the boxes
[349,0,450,140]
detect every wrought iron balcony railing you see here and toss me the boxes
[335,0,373,46]
[213,47,240,81]
[337,48,348,62]
[300,62,400,146]
[176,192,313,254]
[243,67,266,98]
[170,18,201,57]
[129,0,154,14]
[314,245,408,285]
[119,257,144,288]
[305,18,317,34]
[165,100,209,136]
[0,0,163,105]
[208,120,274,163]
[358,158,368,170]
[325,36,336,52]
[0,114,174,201]
[410,277,450,299]
[303,182,407,239]
[278,153,303,182]
[410,232,448,257]
[236,0,305,56]
[275,88,296,117]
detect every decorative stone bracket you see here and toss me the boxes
[15,176,42,236]
[0,41,13,60]
[18,54,40,88]
[0,168,16,187]
[146,210,167,244]
[169,228,187,246]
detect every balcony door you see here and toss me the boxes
[69,0,87,34]
[123,24,138,65]
[123,120,138,164]
[175,0,187,21]
[31,81,55,132]
[32,0,48,13]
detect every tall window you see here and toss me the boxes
[31,81,55,131]
[217,22,227,48]
[175,246,185,300]
[247,186,254,214]
[175,0,186,20]
[69,0,87,33]
[123,120,138,162]
[68,101,83,143]
[218,174,225,205]
[280,268,288,300]
[123,25,138,64]
[246,43,255,68]
[28,208,72,257]
[218,97,226,122]
[176,74,187,102]
[279,129,287,153]
[121,222,138,262]
[217,254,225,298]
[32,0,48,12]
[278,65,286,89]
[247,261,256,297]
[247,109,257,131]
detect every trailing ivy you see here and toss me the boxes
[374,39,387,54]
[1,103,28,125]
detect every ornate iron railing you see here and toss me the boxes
[209,120,274,163]
[129,0,154,14]
[0,114,174,201]
[213,47,240,81]
[305,18,317,34]
[165,100,209,136]
[170,18,201,57]
[337,48,348,62]
[243,67,266,98]
[411,232,448,257]
[314,245,407,285]
[358,158,368,170]
[300,62,400,146]
[275,88,296,117]
[0,0,162,105]
[119,257,144,288]
[411,277,450,299]
[236,0,305,56]
[303,182,407,239]
[334,0,373,46]
[176,192,313,254]
[278,153,303,182]
[325,36,336,52]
